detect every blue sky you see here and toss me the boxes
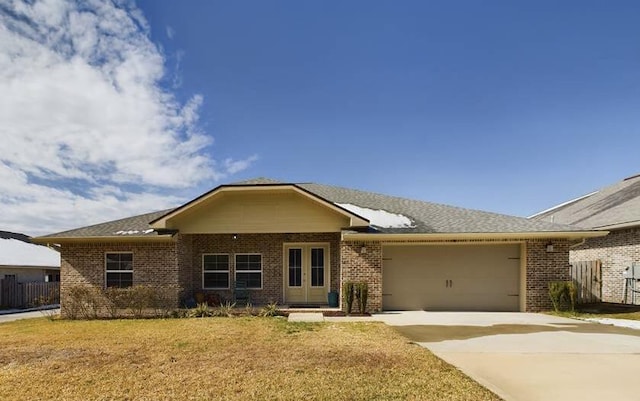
[1,1,639,234]
[140,0,640,214]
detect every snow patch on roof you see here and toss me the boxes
[115,230,141,235]
[113,229,154,235]
[337,203,415,228]
[0,238,60,267]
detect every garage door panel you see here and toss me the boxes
[382,244,520,311]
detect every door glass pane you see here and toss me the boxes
[311,248,324,287]
[288,248,302,287]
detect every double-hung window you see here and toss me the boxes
[203,254,230,289]
[105,253,133,288]
[235,254,262,289]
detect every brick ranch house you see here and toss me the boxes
[34,178,605,314]
[531,174,640,304]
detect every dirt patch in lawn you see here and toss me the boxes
[0,317,500,401]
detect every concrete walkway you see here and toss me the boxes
[375,311,640,401]
[0,307,59,323]
[288,312,324,322]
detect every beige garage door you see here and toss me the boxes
[382,244,521,311]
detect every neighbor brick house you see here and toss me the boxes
[531,174,640,303]
[34,178,604,314]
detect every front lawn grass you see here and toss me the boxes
[0,317,499,401]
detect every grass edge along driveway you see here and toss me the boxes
[0,317,500,401]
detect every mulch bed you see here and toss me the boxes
[322,311,371,317]
[578,302,640,314]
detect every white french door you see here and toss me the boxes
[284,243,329,304]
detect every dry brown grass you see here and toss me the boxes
[0,317,499,401]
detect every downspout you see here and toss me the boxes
[570,238,587,248]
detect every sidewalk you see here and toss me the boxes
[0,305,60,323]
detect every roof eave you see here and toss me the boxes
[31,235,175,245]
[0,264,60,270]
[591,221,640,231]
[342,231,609,241]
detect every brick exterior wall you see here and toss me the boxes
[188,233,341,305]
[525,239,571,312]
[570,228,640,303]
[176,234,194,300]
[340,241,383,312]
[337,239,571,313]
[59,235,570,315]
[59,241,180,316]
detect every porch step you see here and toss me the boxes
[288,312,324,323]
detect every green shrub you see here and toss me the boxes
[214,301,236,317]
[259,301,281,317]
[152,289,177,318]
[66,285,101,320]
[342,282,355,315]
[354,282,369,314]
[549,281,577,312]
[188,302,212,318]
[103,287,128,319]
[243,302,255,316]
[121,285,156,318]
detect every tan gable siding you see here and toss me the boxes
[167,191,351,234]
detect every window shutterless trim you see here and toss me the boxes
[234,253,263,290]
[104,251,133,289]
[202,253,230,290]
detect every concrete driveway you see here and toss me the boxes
[375,311,640,401]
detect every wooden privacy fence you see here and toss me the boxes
[570,260,602,304]
[0,277,60,309]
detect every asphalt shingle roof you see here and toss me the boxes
[38,177,586,239]
[38,209,174,239]
[531,174,640,230]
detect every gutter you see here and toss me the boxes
[31,235,176,245]
[342,231,608,242]
[570,238,588,248]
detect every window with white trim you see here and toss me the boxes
[105,253,133,288]
[203,254,230,289]
[235,254,262,289]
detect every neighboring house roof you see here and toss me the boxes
[35,177,600,242]
[530,174,640,230]
[0,231,60,267]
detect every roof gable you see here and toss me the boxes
[150,184,369,233]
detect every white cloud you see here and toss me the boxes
[166,25,175,39]
[223,155,260,175]
[0,0,256,236]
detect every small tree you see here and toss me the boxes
[354,282,369,314]
[342,282,355,314]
